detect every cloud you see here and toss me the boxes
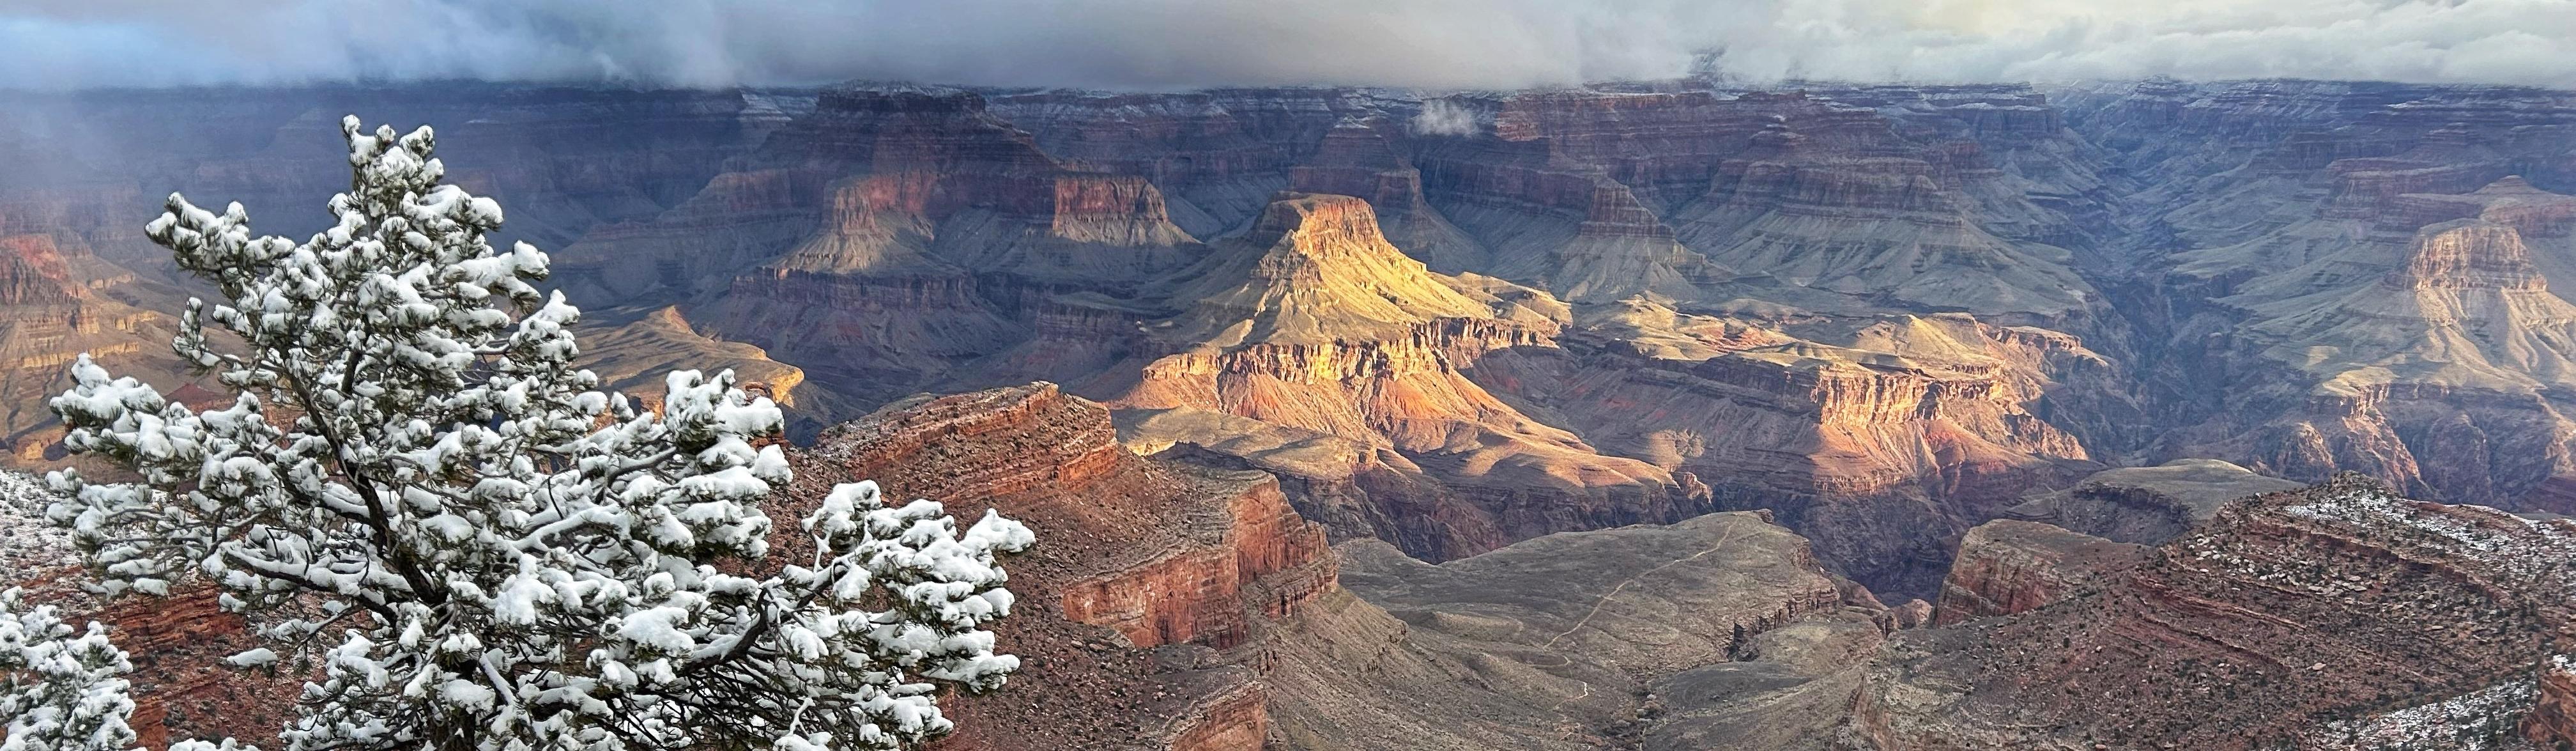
[1411,100,1480,136]
[1,0,2572,91]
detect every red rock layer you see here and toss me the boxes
[2527,658,2576,747]
[788,382,1334,750]
[0,577,300,750]
[0,234,78,306]
[96,590,293,749]
[1055,479,1335,649]
[1162,679,1270,751]
[2381,176,2576,236]
[2322,158,2511,219]
[1930,520,2146,626]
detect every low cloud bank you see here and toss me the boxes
[3,0,2571,90]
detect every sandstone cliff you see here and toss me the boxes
[0,228,175,455]
[1112,192,1701,563]
[2529,656,2576,748]
[1929,520,2145,626]
[787,383,1335,750]
[1468,304,2104,596]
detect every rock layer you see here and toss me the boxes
[786,383,1333,750]
[2529,656,2576,748]
[2002,458,2306,544]
[1929,519,2144,626]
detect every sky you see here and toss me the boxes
[1,0,2572,91]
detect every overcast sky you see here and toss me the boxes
[2,0,2571,91]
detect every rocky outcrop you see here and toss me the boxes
[1159,677,1269,751]
[2003,458,2307,544]
[2529,656,2576,747]
[1278,510,1890,750]
[1860,476,2576,748]
[0,234,76,306]
[1113,192,1698,562]
[785,383,1331,750]
[2382,218,2547,291]
[1930,520,2145,626]
[1469,307,2102,596]
[1286,118,1491,274]
[2165,201,2576,507]
[1054,477,1335,649]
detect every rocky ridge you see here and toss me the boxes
[1859,476,2576,748]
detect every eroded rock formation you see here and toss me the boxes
[1929,520,2145,626]
[2003,458,2307,544]
[785,383,1335,749]
[777,381,1906,749]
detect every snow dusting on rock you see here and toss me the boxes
[0,469,70,572]
[2304,675,2542,750]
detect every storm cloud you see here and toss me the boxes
[2,0,2572,90]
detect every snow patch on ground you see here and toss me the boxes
[2304,674,2540,750]
[2283,488,2576,590]
[0,469,73,573]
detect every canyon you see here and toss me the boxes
[8,76,2576,747]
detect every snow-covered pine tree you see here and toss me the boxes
[0,587,254,751]
[1,587,137,751]
[42,116,1033,751]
